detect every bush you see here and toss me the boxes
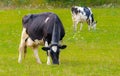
[0,0,120,8]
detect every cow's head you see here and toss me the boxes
[92,21,97,30]
[42,44,67,64]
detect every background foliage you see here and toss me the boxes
[0,0,120,8]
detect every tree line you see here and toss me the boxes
[0,0,119,8]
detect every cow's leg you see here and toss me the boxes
[45,41,51,65]
[18,42,25,63]
[33,47,42,64]
[47,50,51,65]
[24,46,27,58]
[18,28,28,63]
[72,15,79,32]
[88,25,91,31]
[87,20,91,31]
[72,21,75,32]
[80,23,83,31]
[73,21,78,32]
[88,22,92,31]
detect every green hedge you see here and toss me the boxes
[0,0,120,8]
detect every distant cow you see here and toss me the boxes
[18,12,67,65]
[71,6,97,32]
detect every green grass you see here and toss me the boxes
[0,8,120,76]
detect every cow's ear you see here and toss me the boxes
[59,45,67,49]
[42,47,50,51]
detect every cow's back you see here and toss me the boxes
[22,12,65,43]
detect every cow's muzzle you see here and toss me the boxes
[53,60,59,65]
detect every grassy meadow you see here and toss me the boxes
[0,8,120,76]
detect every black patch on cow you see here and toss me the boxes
[22,12,65,44]
[78,10,84,15]
[83,7,91,19]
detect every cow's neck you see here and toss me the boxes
[51,24,60,44]
[91,14,94,23]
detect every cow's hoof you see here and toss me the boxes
[47,62,51,65]
[37,61,42,64]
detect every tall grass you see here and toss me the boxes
[0,8,120,76]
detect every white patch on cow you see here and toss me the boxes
[26,38,44,47]
[34,39,40,45]
[52,46,57,52]
[45,17,50,23]
[26,38,34,47]
[21,28,28,39]
[34,39,44,45]
[45,41,49,47]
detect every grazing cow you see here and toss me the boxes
[18,12,67,65]
[71,6,97,32]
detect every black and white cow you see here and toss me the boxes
[71,6,97,32]
[18,12,67,65]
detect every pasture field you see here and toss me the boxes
[0,8,120,76]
